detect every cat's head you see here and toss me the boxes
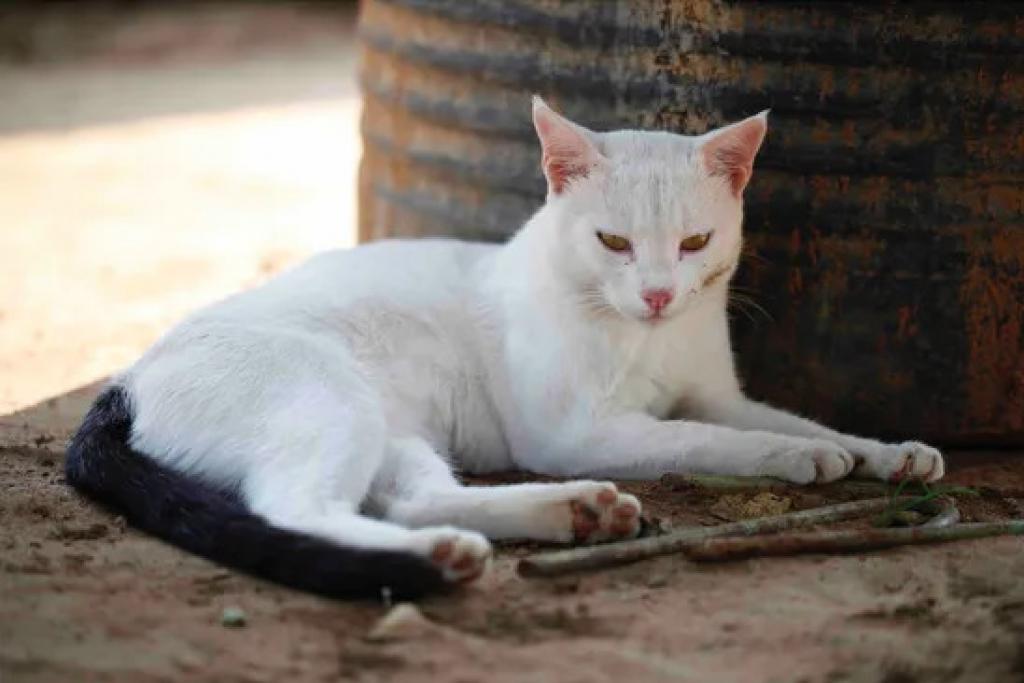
[530,97,767,325]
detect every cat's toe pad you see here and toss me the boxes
[859,441,944,482]
[761,439,854,484]
[569,483,642,544]
[416,528,492,584]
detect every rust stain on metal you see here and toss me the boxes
[895,306,919,344]
[962,228,1024,435]
[787,228,800,258]
[786,268,803,297]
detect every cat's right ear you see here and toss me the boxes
[698,111,769,197]
[532,96,606,196]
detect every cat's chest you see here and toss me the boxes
[604,341,690,419]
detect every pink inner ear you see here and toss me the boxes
[533,103,601,195]
[701,116,767,196]
[543,152,592,195]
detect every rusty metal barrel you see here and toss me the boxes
[357,0,1024,446]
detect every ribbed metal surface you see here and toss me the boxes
[357,0,1024,445]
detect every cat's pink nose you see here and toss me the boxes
[641,289,674,314]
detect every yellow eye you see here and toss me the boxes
[596,231,632,252]
[679,232,712,253]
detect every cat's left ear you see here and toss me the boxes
[699,111,769,197]
[532,96,607,195]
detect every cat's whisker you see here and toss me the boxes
[573,285,618,319]
[729,292,774,325]
[728,292,757,311]
[735,295,773,322]
[727,291,773,324]
[727,297,758,324]
[740,245,771,265]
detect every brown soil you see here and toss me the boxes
[4,440,1024,683]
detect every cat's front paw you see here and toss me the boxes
[853,441,944,482]
[566,482,642,544]
[411,527,492,584]
[757,438,855,484]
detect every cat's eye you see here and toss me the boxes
[596,231,632,253]
[679,231,712,253]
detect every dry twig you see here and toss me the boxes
[684,519,1022,562]
[659,473,893,496]
[518,497,908,578]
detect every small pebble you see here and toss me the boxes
[221,606,247,628]
[646,574,669,588]
[366,603,437,642]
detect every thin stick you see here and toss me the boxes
[659,473,892,496]
[518,497,908,578]
[684,520,1024,562]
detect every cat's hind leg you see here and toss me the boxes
[127,328,490,587]
[242,405,491,584]
[251,503,492,585]
[373,437,642,544]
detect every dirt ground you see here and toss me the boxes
[5,444,1024,683]
[3,4,1024,683]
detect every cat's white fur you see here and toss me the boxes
[122,98,943,582]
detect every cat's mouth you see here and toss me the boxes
[643,310,667,324]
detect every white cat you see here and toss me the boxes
[67,97,943,599]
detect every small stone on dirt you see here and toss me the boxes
[646,574,670,588]
[366,603,439,642]
[220,606,247,628]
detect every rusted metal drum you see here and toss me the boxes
[357,0,1024,446]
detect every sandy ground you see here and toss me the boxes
[3,4,1024,682]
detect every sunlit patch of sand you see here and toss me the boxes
[0,97,361,412]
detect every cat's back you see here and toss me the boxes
[303,238,497,292]
[203,238,499,324]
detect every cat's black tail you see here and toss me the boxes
[65,385,447,601]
